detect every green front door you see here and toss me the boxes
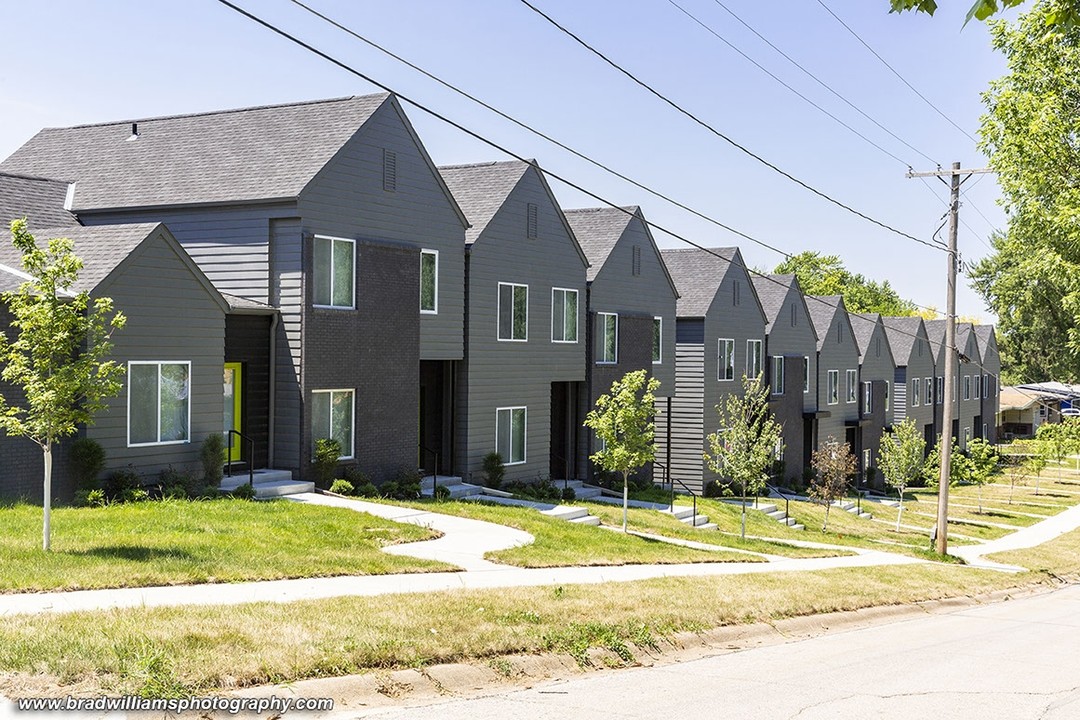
[224,363,243,462]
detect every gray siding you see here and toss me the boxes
[455,168,588,483]
[898,332,937,438]
[298,100,466,362]
[763,284,818,413]
[270,217,303,472]
[979,332,1001,443]
[859,322,897,429]
[655,341,706,488]
[815,311,861,448]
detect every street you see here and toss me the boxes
[357,584,1080,719]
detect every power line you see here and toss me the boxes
[516,0,945,253]
[917,176,993,252]
[815,0,979,146]
[666,0,910,167]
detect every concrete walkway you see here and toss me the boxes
[950,499,1080,569]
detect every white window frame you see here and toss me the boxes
[127,361,192,447]
[963,374,972,401]
[863,381,873,414]
[497,282,529,342]
[495,406,527,465]
[598,312,618,364]
[924,377,933,405]
[974,374,981,400]
[772,356,784,395]
[420,249,438,314]
[984,374,990,397]
[718,338,735,381]
[912,377,921,407]
[312,234,356,310]
[803,356,810,393]
[863,448,872,474]
[828,370,839,405]
[846,369,857,403]
[963,426,971,449]
[746,339,763,379]
[311,388,356,460]
[550,287,579,344]
[885,380,891,413]
[937,376,944,405]
[652,316,662,364]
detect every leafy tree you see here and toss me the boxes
[0,219,126,551]
[773,251,917,316]
[923,436,972,488]
[970,3,1080,383]
[809,437,857,532]
[584,369,660,532]
[704,375,783,539]
[877,418,927,530]
[1036,418,1080,485]
[889,0,1080,26]
[965,438,1000,513]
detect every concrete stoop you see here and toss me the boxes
[834,500,874,520]
[220,469,314,498]
[420,478,602,526]
[419,475,514,499]
[729,498,807,532]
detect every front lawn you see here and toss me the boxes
[0,499,453,592]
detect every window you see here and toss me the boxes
[863,448,872,477]
[963,427,971,449]
[526,203,538,239]
[747,339,763,379]
[496,407,526,465]
[652,317,662,364]
[632,245,642,276]
[772,356,784,395]
[885,380,891,412]
[312,389,354,459]
[952,379,957,402]
[598,312,618,363]
[963,375,972,401]
[924,377,932,405]
[846,369,857,403]
[420,250,438,314]
[498,282,528,341]
[718,339,735,381]
[128,362,191,446]
[974,375,981,400]
[733,280,741,306]
[313,235,355,309]
[912,378,921,407]
[774,438,784,463]
[551,288,578,343]
[863,381,873,414]
[983,423,988,439]
[803,356,810,393]
[936,376,944,405]
[828,370,839,405]
[984,374,990,397]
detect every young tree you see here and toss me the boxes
[923,436,972,488]
[810,438,856,532]
[0,220,126,551]
[704,375,783,539]
[966,438,1000,513]
[1036,419,1080,485]
[584,369,660,532]
[877,418,926,530]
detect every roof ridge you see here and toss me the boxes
[0,170,72,184]
[41,94,388,131]
[438,159,528,171]
[563,205,637,214]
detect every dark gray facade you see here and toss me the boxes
[883,316,937,451]
[849,313,897,481]
[975,325,1001,443]
[807,296,861,456]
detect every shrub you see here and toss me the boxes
[482,452,505,489]
[343,466,371,488]
[201,434,226,488]
[121,487,150,503]
[329,479,355,496]
[163,484,188,501]
[231,483,256,500]
[561,486,576,502]
[104,465,141,501]
[69,438,106,492]
[434,484,451,501]
[703,480,723,498]
[74,488,108,507]
[355,481,379,498]
[395,468,423,500]
[312,438,342,489]
[379,480,399,499]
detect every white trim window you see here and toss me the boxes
[652,317,662,364]
[846,369,858,403]
[551,288,579,343]
[885,380,891,413]
[312,389,355,459]
[498,282,528,341]
[772,356,785,395]
[803,356,810,393]
[718,338,735,381]
[828,370,839,405]
[313,235,355,309]
[863,381,873,414]
[912,378,921,407]
[420,249,438,314]
[924,377,933,405]
[598,312,618,363]
[747,339,763,379]
[974,374,981,400]
[936,376,944,405]
[128,361,191,446]
[863,448,872,477]
[984,374,990,397]
[963,426,971,449]
[963,375,972,401]
[496,406,526,465]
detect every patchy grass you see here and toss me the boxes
[0,564,1038,696]
[987,528,1080,577]
[0,500,452,592]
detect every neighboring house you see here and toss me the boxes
[882,315,937,452]
[563,206,678,483]
[751,273,818,484]
[0,173,227,501]
[925,320,982,449]
[658,247,767,493]
[439,160,588,484]
[806,296,861,457]
[999,386,1057,438]
[974,325,1001,443]
[1,94,469,483]
[849,313,897,489]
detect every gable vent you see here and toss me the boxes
[733,280,741,306]
[527,203,538,239]
[126,123,139,142]
[790,303,796,327]
[632,245,641,276]
[383,149,397,192]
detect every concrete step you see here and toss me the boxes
[221,469,312,498]
[755,503,778,514]
[785,517,798,527]
[420,475,465,490]
[858,512,874,519]
[540,505,590,522]
[693,522,719,531]
[766,510,788,521]
[791,524,806,531]
[670,506,698,521]
[222,468,294,487]
[568,514,602,526]
[681,514,711,527]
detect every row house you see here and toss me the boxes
[883,316,937,450]
[806,296,862,458]
[849,313,897,488]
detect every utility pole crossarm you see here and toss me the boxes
[906,168,994,178]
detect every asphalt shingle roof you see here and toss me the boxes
[0,94,390,211]
[751,273,796,330]
[881,315,925,363]
[849,312,881,356]
[0,172,77,231]
[437,160,529,245]
[806,295,844,350]
[660,247,740,317]
[974,324,997,356]
[563,206,635,281]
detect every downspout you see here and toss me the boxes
[268,311,279,468]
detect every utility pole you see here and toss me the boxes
[906,162,994,555]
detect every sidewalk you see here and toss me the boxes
[950,499,1080,569]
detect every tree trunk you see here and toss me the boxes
[822,502,831,533]
[42,443,52,552]
[622,470,629,533]
[740,476,747,540]
[978,484,984,514]
[895,491,904,532]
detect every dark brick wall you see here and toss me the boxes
[302,238,420,484]
[225,314,272,469]
[769,355,806,485]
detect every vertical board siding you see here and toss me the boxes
[271,217,303,472]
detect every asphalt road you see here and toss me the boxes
[358,584,1080,720]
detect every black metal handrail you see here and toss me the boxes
[657,461,700,528]
[551,451,572,490]
[419,443,440,498]
[226,430,254,488]
[765,481,791,521]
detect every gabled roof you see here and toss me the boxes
[564,206,679,296]
[881,315,925,363]
[806,295,848,350]
[925,318,947,357]
[0,172,77,230]
[751,273,794,329]
[957,322,978,363]
[660,247,744,317]
[0,94,391,211]
[438,160,530,245]
[974,324,998,358]
[848,312,882,356]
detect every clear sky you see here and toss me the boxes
[0,0,1016,319]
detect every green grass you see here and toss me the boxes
[987,527,1080,576]
[0,499,453,592]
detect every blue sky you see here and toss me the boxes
[0,0,1015,319]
